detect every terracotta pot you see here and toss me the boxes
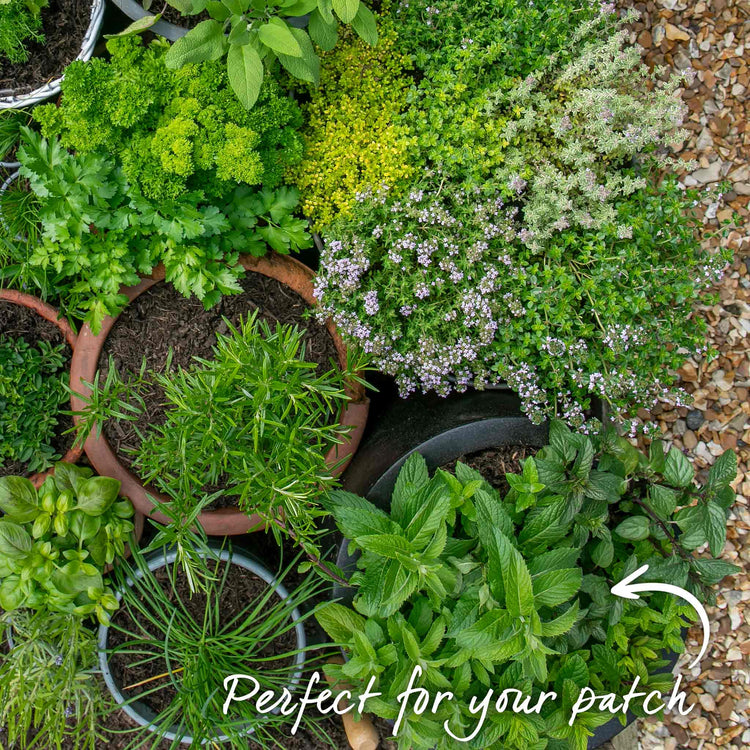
[69,253,370,536]
[0,289,83,487]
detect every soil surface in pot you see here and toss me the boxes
[98,272,339,509]
[0,300,74,478]
[158,4,210,27]
[443,444,537,495]
[108,560,298,717]
[0,0,92,96]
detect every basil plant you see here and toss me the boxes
[318,421,739,750]
[0,464,135,625]
[127,0,378,109]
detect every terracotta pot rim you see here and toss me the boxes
[69,253,369,535]
[0,289,83,486]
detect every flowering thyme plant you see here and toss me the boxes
[315,179,519,397]
[316,176,729,426]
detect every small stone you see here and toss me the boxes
[698,693,716,712]
[696,128,713,151]
[686,410,705,430]
[665,23,690,42]
[702,680,720,698]
[653,25,666,46]
[726,647,743,660]
[689,716,710,736]
[683,430,698,450]
[692,160,723,183]
[673,50,692,70]
[638,29,652,48]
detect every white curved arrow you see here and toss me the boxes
[611,563,710,670]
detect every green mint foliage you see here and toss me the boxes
[0,608,112,750]
[133,313,360,558]
[149,0,378,109]
[318,423,739,749]
[13,126,309,333]
[0,334,68,473]
[34,36,305,203]
[0,0,47,64]
[0,464,135,624]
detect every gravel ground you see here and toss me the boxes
[605,1,750,748]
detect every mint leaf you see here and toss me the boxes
[663,447,693,488]
[532,568,582,607]
[707,450,738,490]
[613,515,650,541]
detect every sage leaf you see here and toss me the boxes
[332,0,359,23]
[258,18,304,57]
[227,44,264,109]
[164,20,226,69]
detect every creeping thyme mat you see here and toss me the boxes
[615,1,750,748]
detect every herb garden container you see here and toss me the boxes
[69,252,370,536]
[332,392,681,749]
[0,288,82,486]
[0,0,105,110]
[98,545,307,746]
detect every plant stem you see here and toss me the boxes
[265,515,350,587]
[630,497,692,562]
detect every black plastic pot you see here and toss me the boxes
[334,390,669,749]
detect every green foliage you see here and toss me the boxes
[12,127,309,333]
[146,0,378,109]
[318,422,740,749]
[0,464,135,624]
[317,174,729,426]
[289,21,415,229]
[0,0,47,64]
[389,0,601,185]
[34,35,305,202]
[132,313,362,558]
[108,543,327,747]
[0,608,112,750]
[315,2,724,426]
[0,108,31,161]
[0,334,68,472]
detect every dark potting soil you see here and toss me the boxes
[158,3,210,27]
[443,444,537,496]
[108,561,298,717]
[0,300,74,477]
[98,272,339,509]
[0,0,92,96]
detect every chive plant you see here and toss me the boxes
[106,544,330,748]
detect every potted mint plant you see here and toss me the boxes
[319,421,739,749]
